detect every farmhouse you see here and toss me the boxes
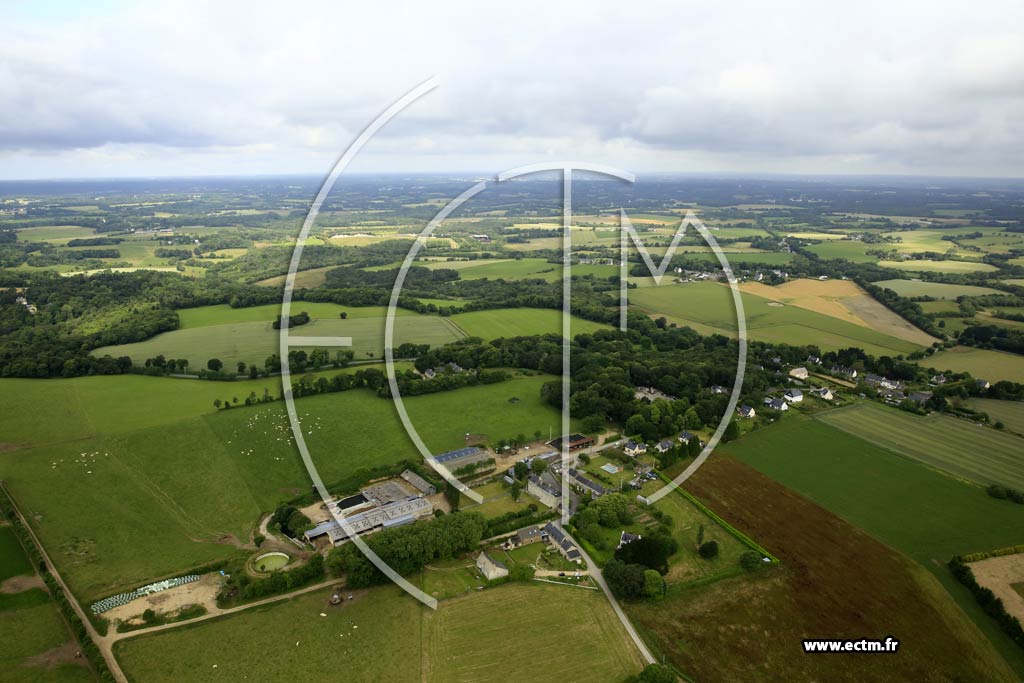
[976,378,991,391]
[864,374,902,391]
[304,496,434,545]
[831,365,858,379]
[434,446,488,469]
[400,469,436,496]
[470,234,492,243]
[909,391,934,405]
[423,368,436,379]
[738,404,756,419]
[567,468,607,498]
[807,355,821,365]
[476,552,508,581]
[814,387,834,401]
[765,397,788,411]
[654,440,674,454]
[624,440,647,456]
[548,434,594,452]
[677,431,698,445]
[527,473,562,509]
[543,522,582,563]
[789,367,809,380]
[634,386,678,402]
[930,374,947,385]
[514,525,544,547]
[618,531,642,549]
[783,388,803,404]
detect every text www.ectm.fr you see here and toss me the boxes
[802,637,900,653]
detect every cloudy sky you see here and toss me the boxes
[2,0,1023,179]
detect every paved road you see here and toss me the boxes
[558,523,656,665]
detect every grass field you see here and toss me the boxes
[254,265,339,288]
[919,300,962,313]
[0,375,566,598]
[94,314,463,369]
[625,455,1020,683]
[878,259,998,274]
[15,225,97,242]
[176,303,413,329]
[815,402,1024,490]
[0,525,96,683]
[966,398,1024,435]
[450,308,610,340]
[628,281,925,356]
[115,582,644,683]
[806,240,875,262]
[918,346,1024,383]
[872,279,1002,299]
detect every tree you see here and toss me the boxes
[207,358,223,372]
[696,524,705,547]
[699,540,719,559]
[510,480,523,502]
[683,406,702,430]
[237,361,246,374]
[248,363,259,379]
[513,461,529,480]
[643,569,664,597]
[530,458,548,475]
[740,550,762,571]
[723,420,739,442]
[213,399,222,409]
[637,664,678,683]
[339,311,348,319]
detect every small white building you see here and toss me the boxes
[783,388,804,404]
[738,404,756,419]
[476,552,508,581]
[624,440,648,457]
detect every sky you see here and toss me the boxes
[2,0,1023,180]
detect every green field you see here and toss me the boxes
[15,225,97,242]
[0,525,96,683]
[115,582,643,683]
[94,314,463,369]
[450,308,610,340]
[872,280,1002,299]
[966,399,1024,435]
[806,240,875,262]
[815,402,1024,490]
[724,415,1024,566]
[628,281,923,356]
[878,260,998,274]
[0,375,566,598]
[176,303,413,329]
[918,300,962,314]
[918,346,1024,384]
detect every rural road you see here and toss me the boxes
[558,524,656,665]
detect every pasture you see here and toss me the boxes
[176,303,412,329]
[0,375,566,598]
[254,265,338,288]
[918,346,1024,384]
[878,259,998,274]
[815,402,1024,491]
[806,240,875,262]
[450,308,610,340]
[872,279,1002,299]
[15,225,96,242]
[116,582,644,683]
[93,314,463,369]
[628,281,924,356]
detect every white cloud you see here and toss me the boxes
[1,0,1023,178]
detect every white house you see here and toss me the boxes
[783,388,803,404]
[764,397,789,411]
[476,552,508,581]
[815,387,834,401]
[738,405,756,419]
[624,440,648,457]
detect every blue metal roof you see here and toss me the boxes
[434,446,483,463]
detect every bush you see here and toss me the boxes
[740,550,762,571]
[699,540,719,559]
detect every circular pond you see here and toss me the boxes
[253,551,289,572]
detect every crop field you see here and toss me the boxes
[628,281,925,356]
[872,279,1002,298]
[966,398,1024,435]
[723,415,1024,568]
[919,300,962,313]
[806,239,875,262]
[918,346,1024,383]
[626,455,1020,683]
[15,225,97,242]
[93,314,463,369]
[878,259,998,274]
[0,375,565,598]
[450,308,610,340]
[116,582,644,683]
[253,265,339,288]
[815,402,1024,491]
[176,303,412,329]
[423,257,620,281]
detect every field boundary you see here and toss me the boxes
[656,472,778,562]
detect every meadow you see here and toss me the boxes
[815,402,1024,491]
[872,279,1002,299]
[918,346,1024,383]
[115,582,644,683]
[0,374,566,599]
[628,281,925,356]
[966,398,1024,435]
[93,314,463,369]
[806,240,875,262]
[449,308,610,339]
[176,303,412,329]
[877,259,998,274]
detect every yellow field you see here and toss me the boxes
[739,278,939,346]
